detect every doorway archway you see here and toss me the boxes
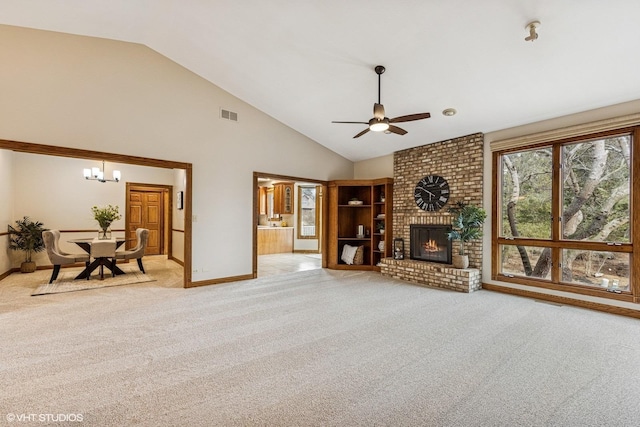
[253,171,328,278]
[0,138,193,287]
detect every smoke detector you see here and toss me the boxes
[525,20,541,42]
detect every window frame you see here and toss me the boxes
[492,127,640,303]
[297,185,319,239]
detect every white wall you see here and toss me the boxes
[12,153,175,230]
[0,149,13,273]
[354,154,393,179]
[0,25,353,282]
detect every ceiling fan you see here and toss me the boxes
[332,65,431,138]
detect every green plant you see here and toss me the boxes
[8,216,47,262]
[91,205,122,229]
[376,221,385,231]
[447,201,487,256]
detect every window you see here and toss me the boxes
[494,129,636,299]
[501,147,552,239]
[298,186,319,239]
[267,188,274,219]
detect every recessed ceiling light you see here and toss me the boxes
[442,108,457,117]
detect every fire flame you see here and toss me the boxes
[423,239,439,252]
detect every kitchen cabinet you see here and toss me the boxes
[257,186,267,215]
[257,227,294,254]
[273,182,294,215]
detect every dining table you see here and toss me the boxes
[68,237,128,280]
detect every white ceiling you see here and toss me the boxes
[2,1,640,162]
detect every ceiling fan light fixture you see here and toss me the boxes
[369,119,389,132]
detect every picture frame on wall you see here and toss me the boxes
[177,191,184,210]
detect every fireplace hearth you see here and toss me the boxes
[410,224,452,264]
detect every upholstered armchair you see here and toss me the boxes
[43,230,90,284]
[115,228,149,274]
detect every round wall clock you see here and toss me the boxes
[414,175,450,211]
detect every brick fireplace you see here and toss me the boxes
[380,133,484,293]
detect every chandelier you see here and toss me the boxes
[83,160,121,183]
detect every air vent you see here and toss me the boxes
[220,108,238,122]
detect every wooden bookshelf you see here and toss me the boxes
[327,178,393,271]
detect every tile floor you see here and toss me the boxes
[257,253,322,277]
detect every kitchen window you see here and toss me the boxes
[298,186,319,239]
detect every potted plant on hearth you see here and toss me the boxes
[92,205,122,240]
[447,201,486,269]
[8,216,47,273]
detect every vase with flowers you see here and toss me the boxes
[92,205,122,240]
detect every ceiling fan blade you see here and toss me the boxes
[389,112,431,123]
[353,128,370,138]
[373,103,385,120]
[387,125,407,136]
[332,121,369,125]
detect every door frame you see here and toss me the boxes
[126,182,173,257]
[0,138,193,287]
[253,171,329,278]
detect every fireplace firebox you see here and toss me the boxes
[409,224,452,264]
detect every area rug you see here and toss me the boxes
[31,266,155,296]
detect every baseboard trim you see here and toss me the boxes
[0,263,89,282]
[186,273,254,288]
[293,250,321,254]
[483,283,640,319]
[0,268,18,281]
[168,255,184,266]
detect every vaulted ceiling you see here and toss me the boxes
[2,1,640,161]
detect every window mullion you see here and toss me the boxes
[551,144,563,282]
[632,128,640,301]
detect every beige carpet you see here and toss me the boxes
[1,263,640,426]
[31,265,154,296]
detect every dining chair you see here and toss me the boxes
[90,239,117,280]
[115,228,149,274]
[50,229,72,256]
[43,230,90,284]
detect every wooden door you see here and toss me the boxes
[128,189,163,255]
